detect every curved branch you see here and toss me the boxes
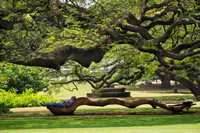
[0,39,111,70]
[145,1,171,12]
[119,24,153,40]
[171,40,200,53]
[138,0,172,23]
[47,97,195,115]
[159,43,200,61]
[150,18,200,43]
[158,68,200,98]
[144,15,175,30]
[142,6,179,22]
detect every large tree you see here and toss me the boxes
[1,0,200,99]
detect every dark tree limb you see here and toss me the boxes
[144,14,175,30]
[151,17,200,44]
[119,24,153,40]
[47,97,196,115]
[171,40,200,53]
[138,0,172,23]
[0,39,110,70]
[157,68,200,99]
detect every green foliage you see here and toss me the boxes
[0,63,50,94]
[0,88,58,114]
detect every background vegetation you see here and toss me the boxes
[0,88,58,114]
[0,63,50,94]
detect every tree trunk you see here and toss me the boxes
[176,78,200,100]
[156,70,171,89]
[46,97,195,115]
[173,81,178,93]
[161,77,171,89]
[195,75,200,88]
[169,74,200,100]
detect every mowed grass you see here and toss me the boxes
[1,107,200,132]
[1,113,200,133]
[52,83,92,99]
[3,127,200,133]
[52,83,196,103]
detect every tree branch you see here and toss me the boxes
[47,97,195,115]
[150,18,200,43]
[0,39,111,70]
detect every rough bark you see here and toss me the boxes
[160,77,171,89]
[159,68,200,100]
[156,70,171,89]
[47,97,195,115]
[172,76,200,100]
[0,42,107,70]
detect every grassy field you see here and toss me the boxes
[1,108,200,133]
[3,127,200,133]
[52,83,194,100]
[51,83,92,99]
[1,83,200,133]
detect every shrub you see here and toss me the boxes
[0,88,59,114]
[0,63,50,94]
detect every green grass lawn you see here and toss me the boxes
[52,83,92,99]
[1,113,200,133]
[1,108,200,133]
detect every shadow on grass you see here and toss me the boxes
[1,113,200,130]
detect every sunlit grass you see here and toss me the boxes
[1,113,200,131]
[52,83,92,99]
[51,83,196,103]
[3,127,200,133]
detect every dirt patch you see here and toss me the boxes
[1,111,199,118]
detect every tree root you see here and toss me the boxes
[47,97,196,115]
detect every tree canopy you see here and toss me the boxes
[0,0,200,98]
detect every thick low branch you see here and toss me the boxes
[47,97,195,115]
[0,40,110,70]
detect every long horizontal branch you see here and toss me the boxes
[0,39,111,70]
[47,97,195,115]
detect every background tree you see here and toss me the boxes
[0,63,50,94]
[51,44,157,90]
[0,0,200,99]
